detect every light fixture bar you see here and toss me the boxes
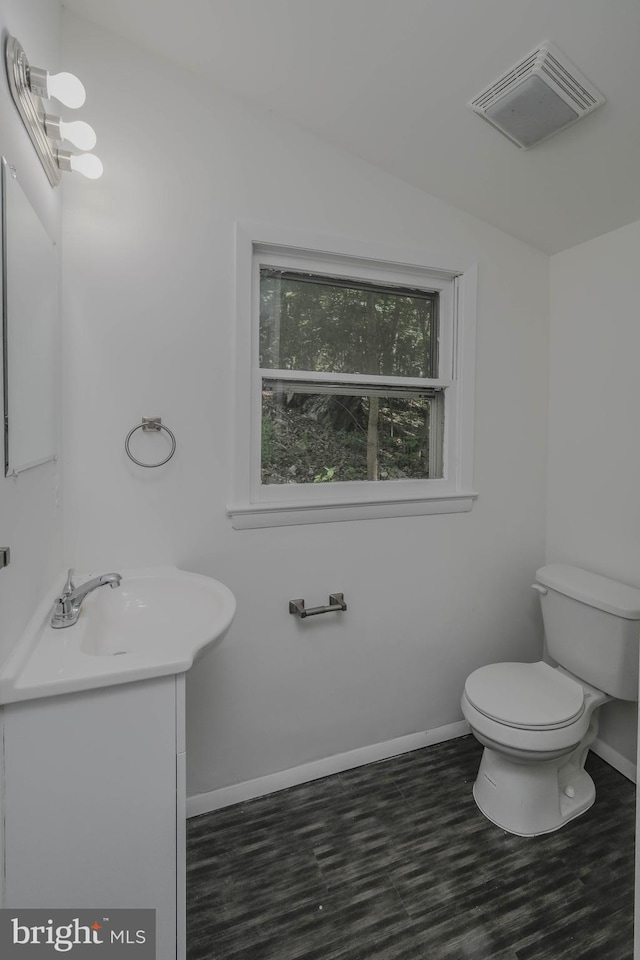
[4,35,101,185]
[5,36,61,185]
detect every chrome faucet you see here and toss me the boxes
[50,568,122,629]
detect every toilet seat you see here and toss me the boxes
[464,661,585,731]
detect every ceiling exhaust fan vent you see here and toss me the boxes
[468,41,605,148]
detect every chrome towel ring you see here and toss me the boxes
[125,417,176,468]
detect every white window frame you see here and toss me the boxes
[228,222,478,528]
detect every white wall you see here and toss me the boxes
[60,12,549,799]
[548,219,640,766]
[0,0,63,668]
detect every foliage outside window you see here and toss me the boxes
[259,271,443,486]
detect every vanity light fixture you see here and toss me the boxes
[5,35,103,185]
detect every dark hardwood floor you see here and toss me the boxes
[187,735,635,959]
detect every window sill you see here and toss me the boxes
[227,492,478,529]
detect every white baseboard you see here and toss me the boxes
[186,720,471,818]
[591,736,637,784]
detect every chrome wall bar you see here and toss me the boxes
[289,593,347,619]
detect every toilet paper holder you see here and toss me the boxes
[289,593,347,619]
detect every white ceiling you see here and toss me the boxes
[62,0,640,254]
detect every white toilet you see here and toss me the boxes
[461,563,640,837]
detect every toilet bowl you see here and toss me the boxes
[461,661,609,836]
[461,564,640,838]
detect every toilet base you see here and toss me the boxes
[473,745,596,837]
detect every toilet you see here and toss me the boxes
[461,564,640,837]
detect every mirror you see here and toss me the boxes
[2,158,57,476]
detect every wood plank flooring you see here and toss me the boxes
[186,735,635,959]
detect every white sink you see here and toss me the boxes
[0,567,236,704]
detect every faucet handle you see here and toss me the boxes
[62,568,76,597]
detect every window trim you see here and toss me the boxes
[228,222,478,528]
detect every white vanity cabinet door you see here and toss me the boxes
[2,675,181,958]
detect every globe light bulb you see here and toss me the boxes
[46,71,86,109]
[69,153,103,180]
[58,120,97,151]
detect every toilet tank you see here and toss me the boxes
[535,564,640,700]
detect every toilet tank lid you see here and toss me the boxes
[536,564,640,620]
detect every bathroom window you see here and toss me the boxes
[260,271,444,483]
[229,224,478,528]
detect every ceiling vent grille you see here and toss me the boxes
[468,41,605,149]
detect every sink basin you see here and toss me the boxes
[79,571,234,658]
[0,567,236,704]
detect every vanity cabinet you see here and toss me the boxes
[1,674,187,959]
